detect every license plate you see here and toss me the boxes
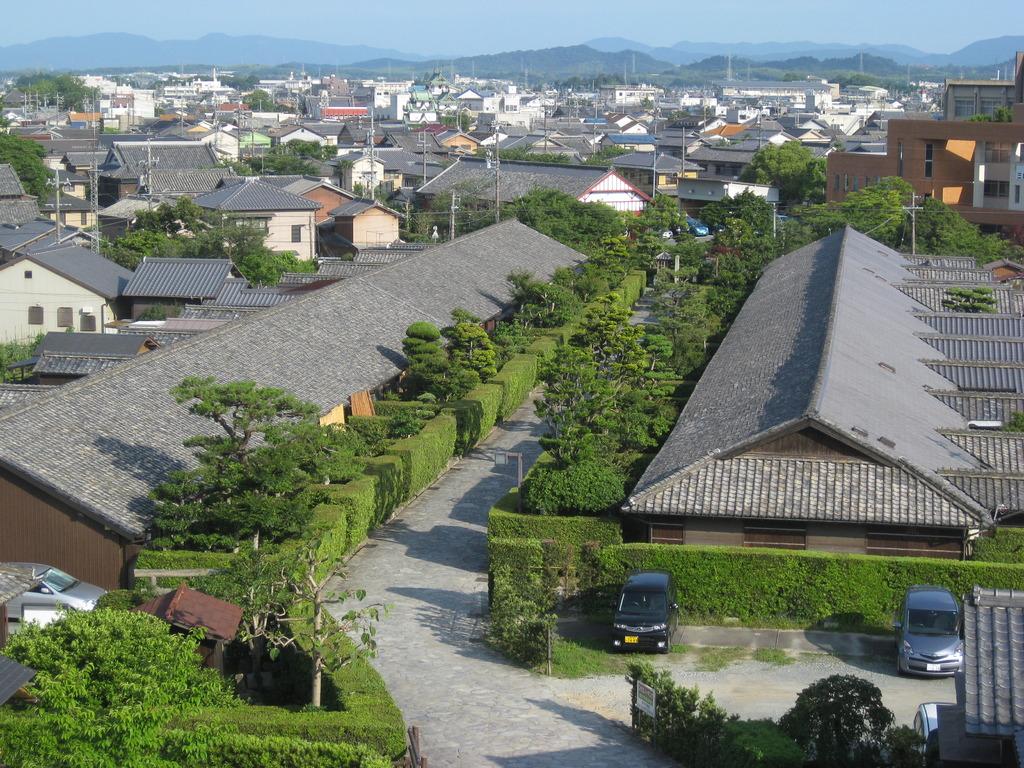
[624,636,639,644]
[926,663,941,672]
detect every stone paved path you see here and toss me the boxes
[328,396,672,767]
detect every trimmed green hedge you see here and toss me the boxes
[134,550,237,570]
[491,353,539,420]
[598,544,1024,632]
[386,411,457,499]
[445,383,503,454]
[372,399,431,417]
[489,508,623,547]
[525,334,559,359]
[617,270,647,309]
[972,529,1024,563]
[162,729,390,768]
[489,537,544,576]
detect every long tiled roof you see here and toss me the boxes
[898,284,1017,313]
[906,266,994,282]
[941,431,1024,473]
[907,256,983,269]
[3,246,133,299]
[0,220,584,539]
[417,157,611,200]
[925,361,1024,393]
[627,227,989,526]
[0,164,27,197]
[148,168,237,195]
[930,391,1024,422]
[963,586,1024,737]
[0,384,56,411]
[102,141,219,177]
[207,278,291,308]
[194,179,320,212]
[919,335,1024,363]
[0,563,37,604]
[0,200,41,226]
[122,258,233,299]
[917,313,1024,338]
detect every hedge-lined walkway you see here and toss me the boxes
[328,396,671,768]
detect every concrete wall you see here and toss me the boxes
[265,210,316,260]
[0,263,117,342]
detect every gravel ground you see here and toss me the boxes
[549,651,956,727]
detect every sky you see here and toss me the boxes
[0,0,1018,54]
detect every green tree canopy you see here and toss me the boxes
[740,142,827,204]
[799,176,913,248]
[513,188,624,256]
[942,286,998,313]
[916,197,1013,263]
[0,134,49,199]
[700,190,775,234]
[0,609,234,767]
[14,74,97,111]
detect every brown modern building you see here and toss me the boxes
[827,54,1024,231]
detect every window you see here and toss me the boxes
[291,224,302,243]
[985,142,1011,163]
[852,176,859,191]
[649,524,684,545]
[834,174,840,192]
[743,522,806,551]
[924,143,934,179]
[980,97,1004,116]
[984,180,1010,198]
[23,270,32,279]
[28,306,43,325]
[1016,185,1021,205]
[897,142,904,177]
[954,97,975,118]
[844,174,849,192]
[79,212,88,225]
[80,313,97,332]
[57,307,73,328]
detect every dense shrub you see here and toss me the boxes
[135,549,238,569]
[971,528,1024,563]
[488,507,623,547]
[161,729,390,768]
[521,460,627,515]
[488,537,544,578]
[386,411,457,498]
[491,353,539,419]
[488,566,555,665]
[721,720,804,768]
[597,544,1024,631]
[445,383,503,454]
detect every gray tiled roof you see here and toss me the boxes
[0,220,584,538]
[33,354,134,377]
[123,258,233,299]
[317,261,381,279]
[34,332,152,359]
[0,384,57,411]
[941,431,1024,473]
[930,391,1024,422]
[627,227,987,526]
[207,278,291,308]
[943,473,1024,513]
[686,146,759,164]
[926,361,1024,393]
[906,267,994,282]
[0,164,27,197]
[907,256,980,269]
[417,157,611,201]
[194,179,320,212]
[352,245,428,265]
[148,168,237,195]
[918,314,1024,338]
[919,335,1024,363]
[103,141,219,178]
[0,200,41,226]
[5,246,133,299]
[963,586,1024,737]
[0,563,36,604]
[898,284,1017,313]
[629,456,975,527]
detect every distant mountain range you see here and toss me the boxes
[0,32,1021,76]
[0,33,429,71]
[585,36,1024,68]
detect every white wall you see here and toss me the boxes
[0,264,116,342]
[265,210,316,261]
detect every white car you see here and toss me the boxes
[4,564,106,629]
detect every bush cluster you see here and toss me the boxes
[161,729,391,768]
[971,528,1024,563]
[521,460,627,515]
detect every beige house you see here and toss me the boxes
[194,179,320,260]
[331,200,400,247]
[0,246,132,341]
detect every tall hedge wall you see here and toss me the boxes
[597,544,1024,632]
[491,353,539,420]
[971,528,1024,564]
[488,508,623,547]
[445,383,503,454]
[134,550,237,570]
[386,411,457,499]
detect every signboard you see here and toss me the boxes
[636,680,656,718]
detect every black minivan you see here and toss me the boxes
[611,570,678,653]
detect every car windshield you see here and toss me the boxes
[618,590,666,617]
[41,567,78,593]
[907,608,958,635]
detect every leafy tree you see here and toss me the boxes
[649,274,721,376]
[741,142,827,204]
[968,107,1013,122]
[14,74,97,111]
[1005,412,1024,432]
[401,321,476,401]
[583,145,630,166]
[103,229,179,270]
[152,378,363,550]
[884,726,925,768]
[779,675,894,767]
[0,609,233,767]
[512,188,624,256]
[245,88,276,111]
[0,334,43,381]
[800,177,913,248]
[942,286,997,313]
[522,460,627,515]
[444,321,497,382]
[506,270,582,329]
[187,221,315,285]
[916,197,1012,263]
[0,133,49,199]
[701,190,775,234]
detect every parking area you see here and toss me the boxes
[551,647,956,729]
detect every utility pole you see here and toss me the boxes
[418,127,429,185]
[493,122,501,224]
[449,193,459,240]
[90,161,100,251]
[772,202,777,239]
[904,193,922,255]
[49,166,63,242]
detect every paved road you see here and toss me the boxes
[329,396,672,768]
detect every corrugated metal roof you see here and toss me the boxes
[926,361,1024,393]
[919,335,1024,363]
[122,258,233,299]
[963,586,1024,737]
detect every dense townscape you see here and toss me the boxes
[1,17,1024,768]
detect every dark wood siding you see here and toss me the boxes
[865,527,963,559]
[649,523,684,544]
[744,427,871,461]
[0,467,135,590]
[743,522,807,550]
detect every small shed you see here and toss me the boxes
[135,583,242,671]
